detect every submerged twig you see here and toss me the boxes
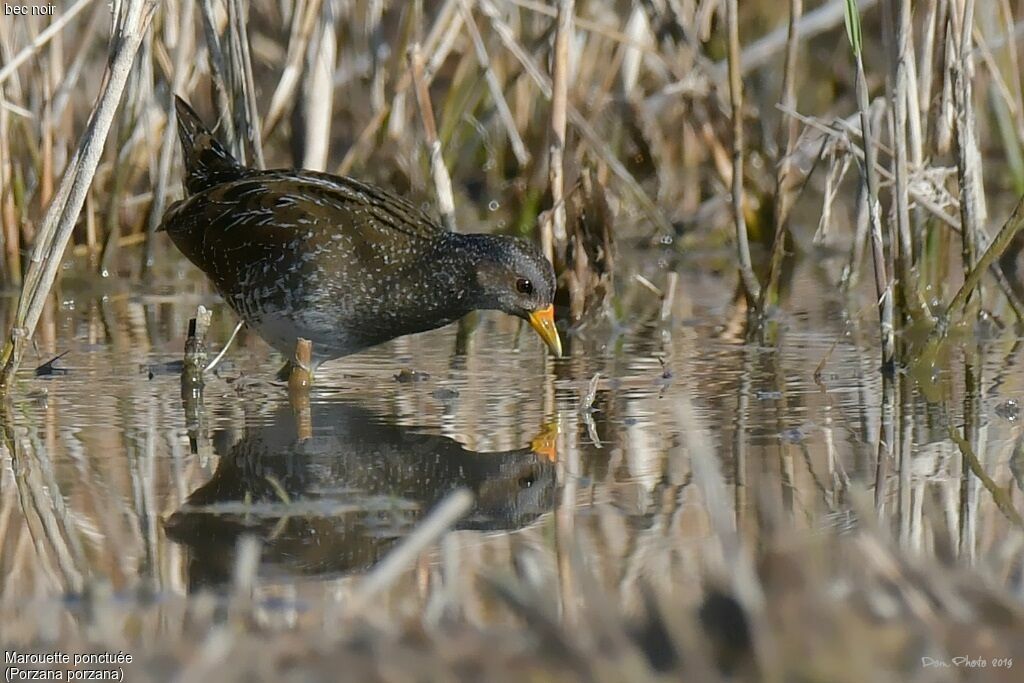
[204,320,244,374]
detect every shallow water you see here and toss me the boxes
[2,244,1023,627]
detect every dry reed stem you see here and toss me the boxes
[952,0,985,288]
[409,43,457,231]
[144,0,196,268]
[0,0,93,86]
[262,0,323,138]
[0,0,158,392]
[931,194,1024,342]
[458,0,530,166]
[762,0,803,313]
[337,0,460,175]
[344,488,474,616]
[725,0,880,77]
[883,0,925,324]
[227,0,265,168]
[0,104,19,285]
[849,17,897,369]
[302,1,335,171]
[996,0,1024,145]
[478,0,671,236]
[504,0,665,56]
[725,0,761,306]
[781,106,962,232]
[918,0,940,147]
[198,0,238,154]
[545,0,573,263]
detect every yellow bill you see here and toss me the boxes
[528,305,562,357]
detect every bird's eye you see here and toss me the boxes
[515,277,533,295]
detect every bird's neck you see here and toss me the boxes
[443,233,507,309]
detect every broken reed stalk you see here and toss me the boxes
[409,43,457,231]
[288,337,314,392]
[182,306,212,394]
[545,0,573,264]
[844,1,896,372]
[0,0,158,393]
[725,0,761,307]
[289,338,314,439]
[761,0,803,313]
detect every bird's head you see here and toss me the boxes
[469,235,562,357]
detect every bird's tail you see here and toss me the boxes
[174,96,245,195]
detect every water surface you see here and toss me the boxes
[2,245,1022,626]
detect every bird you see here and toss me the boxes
[160,97,561,375]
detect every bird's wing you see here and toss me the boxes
[160,170,450,287]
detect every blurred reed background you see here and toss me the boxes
[4,0,1024,371]
[1,0,1024,680]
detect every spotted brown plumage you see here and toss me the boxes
[160,97,562,370]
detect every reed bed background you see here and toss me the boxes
[2,0,1024,679]
[3,0,1024,375]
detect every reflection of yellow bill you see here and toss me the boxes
[530,420,559,462]
[528,305,562,357]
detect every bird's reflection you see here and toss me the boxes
[164,398,556,589]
